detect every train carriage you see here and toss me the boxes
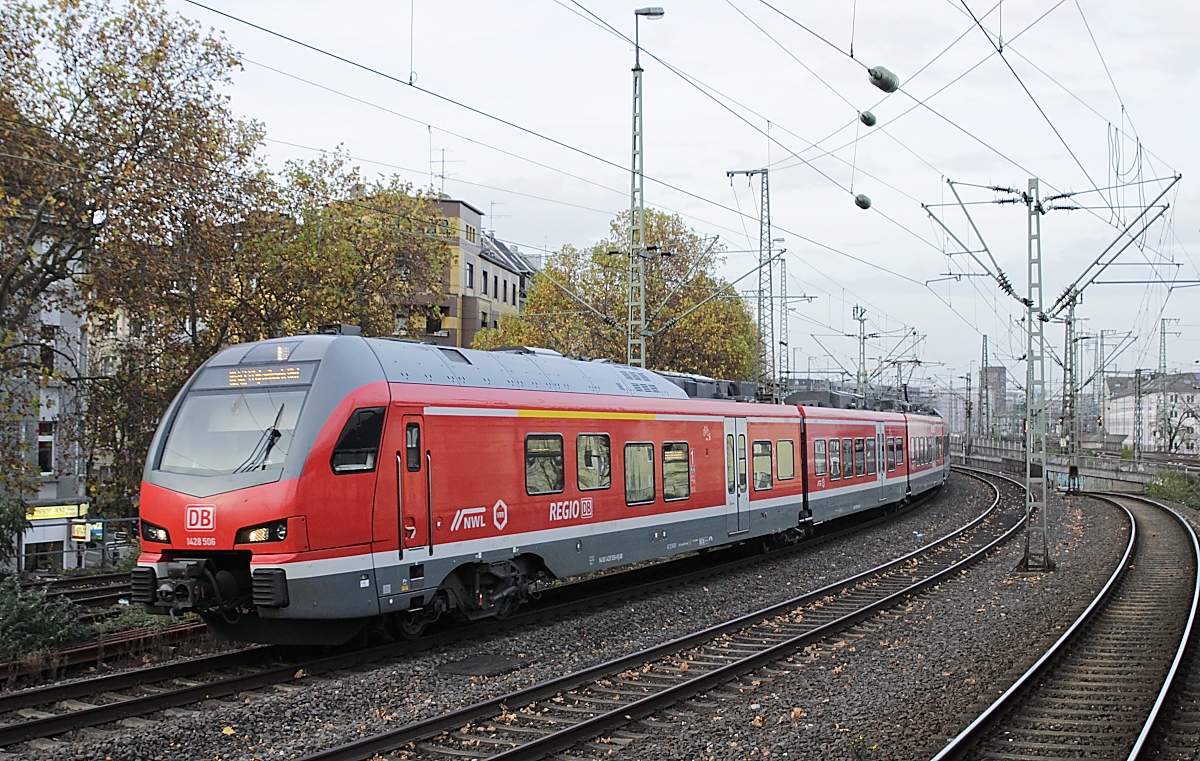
[131,333,945,644]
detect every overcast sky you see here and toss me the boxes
[167,0,1200,392]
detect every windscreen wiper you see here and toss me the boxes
[233,404,285,473]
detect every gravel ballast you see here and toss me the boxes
[16,472,1111,761]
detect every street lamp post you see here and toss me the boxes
[627,6,664,368]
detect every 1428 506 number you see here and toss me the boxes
[186,536,217,547]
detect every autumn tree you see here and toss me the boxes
[0,0,263,545]
[474,209,757,380]
[84,153,451,513]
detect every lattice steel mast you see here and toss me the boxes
[1023,179,1053,571]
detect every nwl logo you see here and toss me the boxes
[451,507,487,531]
[185,504,216,532]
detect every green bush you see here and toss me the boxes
[0,576,89,661]
[1146,471,1200,510]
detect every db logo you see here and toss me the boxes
[185,504,216,532]
[492,499,508,531]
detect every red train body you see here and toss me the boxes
[131,336,949,644]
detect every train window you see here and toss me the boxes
[887,438,896,471]
[777,440,795,480]
[726,435,736,495]
[577,434,611,491]
[854,438,865,477]
[405,423,421,471]
[865,439,876,475]
[737,434,748,493]
[842,439,853,479]
[663,442,690,501]
[525,435,565,495]
[752,440,772,491]
[625,442,655,505]
[896,438,904,466]
[813,439,827,477]
[330,407,386,474]
[829,439,841,480]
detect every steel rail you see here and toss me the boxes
[929,490,1200,761]
[0,482,949,747]
[289,469,1020,761]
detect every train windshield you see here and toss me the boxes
[158,388,308,476]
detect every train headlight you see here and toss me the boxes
[141,521,170,544]
[235,519,288,544]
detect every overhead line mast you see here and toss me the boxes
[727,167,775,399]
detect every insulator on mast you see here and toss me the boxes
[859,111,877,127]
[868,66,900,93]
[855,194,872,210]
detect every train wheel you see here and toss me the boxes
[494,596,521,620]
[396,611,428,640]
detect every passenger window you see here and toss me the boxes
[525,434,564,495]
[887,437,896,471]
[829,438,841,480]
[866,438,876,475]
[725,434,736,494]
[662,442,690,501]
[737,434,748,493]
[813,439,826,477]
[331,407,385,474]
[777,440,795,480]
[854,438,865,477]
[752,440,772,491]
[405,423,421,472]
[897,438,905,466]
[577,434,611,491]
[625,442,655,504]
[842,439,853,479]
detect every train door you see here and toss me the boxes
[876,422,887,501]
[724,418,749,534]
[399,414,433,556]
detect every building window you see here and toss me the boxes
[525,435,564,495]
[577,434,611,490]
[777,439,795,480]
[663,442,689,501]
[813,439,826,476]
[482,270,489,295]
[503,279,508,303]
[38,421,54,475]
[425,311,442,335]
[465,224,477,243]
[40,325,56,372]
[494,275,499,297]
[481,311,488,329]
[625,442,655,505]
[466,262,475,290]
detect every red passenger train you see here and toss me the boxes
[131,334,949,644]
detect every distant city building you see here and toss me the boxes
[412,198,533,348]
[1105,372,1200,453]
[5,302,91,573]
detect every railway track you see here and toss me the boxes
[0,477,970,752]
[931,491,1200,761]
[274,469,1024,761]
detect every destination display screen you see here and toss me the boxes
[194,362,318,389]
